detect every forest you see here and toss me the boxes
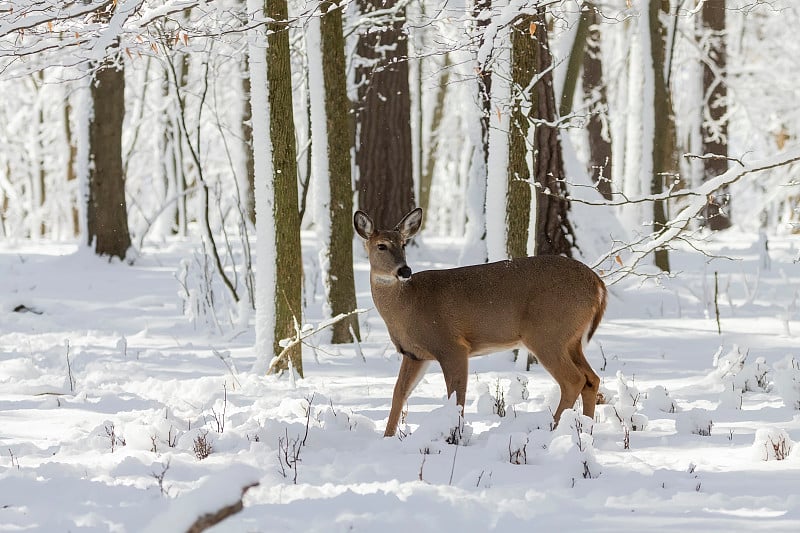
[1,1,799,531]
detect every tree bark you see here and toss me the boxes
[354,0,415,228]
[319,0,360,344]
[64,97,80,236]
[583,3,613,200]
[420,53,451,222]
[648,0,674,272]
[264,0,303,375]
[700,0,731,230]
[241,51,256,226]
[87,53,132,260]
[531,14,575,258]
[506,16,535,259]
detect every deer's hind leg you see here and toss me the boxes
[572,343,600,420]
[523,338,585,427]
[433,341,471,420]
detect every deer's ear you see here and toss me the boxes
[396,208,422,240]
[353,211,375,240]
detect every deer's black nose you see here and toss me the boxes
[397,266,412,280]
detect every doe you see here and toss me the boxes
[354,207,607,437]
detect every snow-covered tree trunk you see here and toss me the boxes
[240,51,256,226]
[460,0,492,265]
[484,26,510,263]
[506,15,536,259]
[622,13,647,233]
[307,0,360,344]
[583,3,613,200]
[700,0,732,230]
[248,0,303,376]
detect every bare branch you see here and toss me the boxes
[267,309,369,375]
[185,482,259,533]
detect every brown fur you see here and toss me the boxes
[355,208,607,437]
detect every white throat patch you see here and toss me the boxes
[373,274,398,285]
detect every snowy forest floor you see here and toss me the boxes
[1,230,800,532]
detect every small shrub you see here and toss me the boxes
[752,428,794,461]
[194,431,213,460]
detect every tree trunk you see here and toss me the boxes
[354,0,415,228]
[506,16,535,259]
[318,0,361,344]
[531,14,575,258]
[700,0,731,230]
[559,3,612,200]
[64,97,80,236]
[649,0,675,272]
[241,51,256,226]
[460,0,492,264]
[265,0,303,376]
[420,53,451,222]
[86,53,132,259]
[583,3,613,200]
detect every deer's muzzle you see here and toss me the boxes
[397,265,412,280]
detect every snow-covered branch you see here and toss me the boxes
[598,146,800,282]
[267,309,368,376]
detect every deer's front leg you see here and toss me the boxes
[385,356,430,437]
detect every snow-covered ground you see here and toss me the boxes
[1,231,799,532]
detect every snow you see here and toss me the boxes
[1,229,800,531]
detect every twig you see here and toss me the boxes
[448,444,459,485]
[268,309,368,375]
[714,271,721,335]
[65,339,75,393]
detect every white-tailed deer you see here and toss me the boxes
[354,207,607,437]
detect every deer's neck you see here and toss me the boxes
[370,275,412,316]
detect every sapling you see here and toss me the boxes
[151,460,171,497]
[64,339,76,393]
[104,423,126,452]
[8,449,19,469]
[493,379,506,417]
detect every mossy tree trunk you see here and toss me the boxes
[319,0,360,344]
[506,16,536,259]
[264,0,303,375]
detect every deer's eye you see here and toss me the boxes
[377,243,388,251]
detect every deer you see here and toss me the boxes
[354,207,607,437]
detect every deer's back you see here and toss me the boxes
[385,255,604,356]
